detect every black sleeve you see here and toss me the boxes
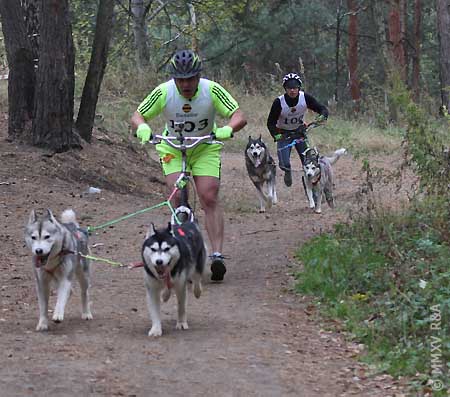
[304,93,329,119]
[266,98,282,138]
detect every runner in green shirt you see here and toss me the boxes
[131,49,247,282]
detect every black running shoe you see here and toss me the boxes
[284,170,292,187]
[210,253,226,282]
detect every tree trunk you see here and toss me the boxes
[400,0,408,82]
[131,0,150,70]
[31,0,77,151]
[388,0,406,79]
[76,0,115,143]
[334,0,343,102]
[436,0,450,114]
[412,0,422,99]
[0,0,35,139]
[372,0,391,82]
[347,0,361,113]
[187,2,198,53]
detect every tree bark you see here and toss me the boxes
[131,0,150,70]
[187,2,198,53]
[31,0,77,151]
[0,0,35,139]
[436,0,450,114]
[334,0,343,102]
[388,0,406,79]
[372,0,391,82]
[75,0,115,143]
[412,0,422,99]
[347,0,361,112]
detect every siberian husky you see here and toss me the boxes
[303,148,347,213]
[24,209,93,331]
[245,135,278,212]
[142,221,206,337]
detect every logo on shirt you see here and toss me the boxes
[182,104,192,113]
[290,107,296,113]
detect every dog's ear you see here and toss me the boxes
[28,209,37,224]
[46,208,58,223]
[167,222,175,236]
[248,135,252,141]
[145,222,157,239]
[258,134,262,140]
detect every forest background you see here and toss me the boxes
[0,1,449,395]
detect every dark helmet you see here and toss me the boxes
[169,49,202,78]
[282,73,302,89]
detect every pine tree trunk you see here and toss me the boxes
[76,0,115,143]
[436,0,450,113]
[31,0,77,151]
[347,0,361,112]
[334,0,343,102]
[131,0,150,70]
[412,0,422,99]
[0,0,35,139]
[388,0,406,78]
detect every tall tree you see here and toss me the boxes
[388,0,406,80]
[75,0,115,143]
[436,0,450,113]
[347,0,361,112]
[131,0,150,70]
[31,0,77,151]
[412,0,422,99]
[334,0,344,102]
[0,0,35,139]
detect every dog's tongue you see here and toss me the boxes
[254,159,261,168]
[164,270,173,289]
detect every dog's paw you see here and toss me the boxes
[193,283,202,299]
[36,320,49,331]
[176,321,189,330]
[314,208,322,214]
[259,208,266,213]
[309,202,315,209]
[161,288,171,302]
[82,311,93,320]
[148,325,162,337]
[52,312,64,323]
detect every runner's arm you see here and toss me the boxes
[304,93,329,119]
[266,98,282,139]
[130,84,167,131]
[210,81,247,134]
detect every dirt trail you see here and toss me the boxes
[0,127,405,396]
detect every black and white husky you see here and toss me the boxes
[245,135,278,212]
[303,148,347,214]
[24,209,93,331]
[142,221,206,337]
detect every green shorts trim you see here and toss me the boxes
[156,142,222,178]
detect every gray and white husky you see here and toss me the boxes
[303,148,347,214]
[24,209,93,331]
[142,221,206,337]
[245,135,278,213]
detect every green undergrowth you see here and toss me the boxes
[295,197,449,394]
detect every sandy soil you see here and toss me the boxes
[0,122,408,396]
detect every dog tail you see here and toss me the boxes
[61,208,77,224]
[327,148,347,165]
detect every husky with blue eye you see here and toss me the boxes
[245,135,278,213]
[302,148,347,214]
[142,221,206,337]
[24,209,93,331]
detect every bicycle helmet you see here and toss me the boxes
[282,73,302,89]
[169,49,202,78]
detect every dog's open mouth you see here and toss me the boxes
[35,254,49,267]
[155,265,168,278]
